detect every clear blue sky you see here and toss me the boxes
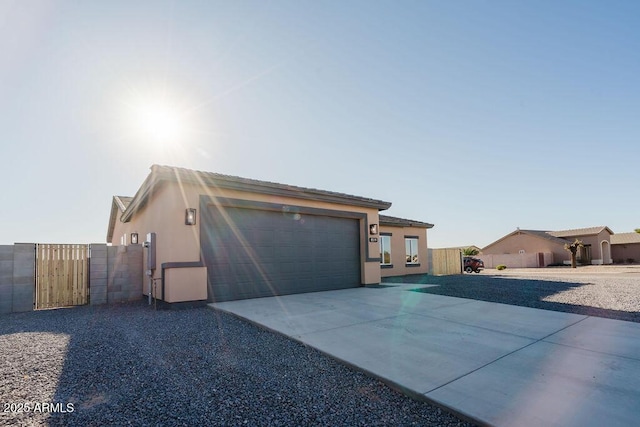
[1,0,639,247]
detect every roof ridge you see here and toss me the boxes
[151,164,390,206]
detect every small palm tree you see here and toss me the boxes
[462,247,479,256]
[564,239,583,269]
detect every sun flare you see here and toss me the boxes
[121,88,196,149]
[132,102,186,146]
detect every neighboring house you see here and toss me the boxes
[482,226,614,266]
[108,165,433,306]
[379,215,434,278]
[611,232,640,263]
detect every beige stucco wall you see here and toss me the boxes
[483,232,568,264]
[597,229,613,264]
[562,230,612,264]
[612,243,640,263]
[478,253,553,269]
[111,180,383,302]
[573,233,602,262]
[379,225,429,277]
[164,267,207,303]
[483,230,614,266]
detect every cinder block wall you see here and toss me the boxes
[89,244,108,305]
[1,243,144,314]
[12,244,35,312]
[0,244,36,314]
[106,244,143,303]
[0,245,15,314]
[89,244,143,305]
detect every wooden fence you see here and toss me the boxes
[429,248,462,275]
[35,244,89,309]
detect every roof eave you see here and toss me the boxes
[550,226,614,238]
[174,169,392,211]
[378,214,434,229]
[122,167,392,223]
[121,172,159,223]
[379,220,434,229]
[106,199,120,243]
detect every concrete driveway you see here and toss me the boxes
[210,283,640,427]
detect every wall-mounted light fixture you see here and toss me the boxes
[185,208,197,225]
[369,224,378,235]
[131,232,139,245]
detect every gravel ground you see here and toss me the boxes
[384,266,640,323]
[1,302,473,427]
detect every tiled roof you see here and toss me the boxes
[519,229,571,245]
[483,228,568,252]
[611,232,640,245]
[121,165,392,223]
[379,215,434,229]
[549,226,612,237]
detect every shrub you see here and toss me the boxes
[462,247,480,256]
[496,264,507,270]
[627,258,636,264]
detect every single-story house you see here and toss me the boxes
[107,165,433,305]
[611,232,640,264]
[379,215,434,278]
[482,226,614,266]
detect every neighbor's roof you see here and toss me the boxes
[106,196,134,242]
[119,165,392,225]
[611,232,640,245]
[519,229,571,245]
[549,226,613,237]
[379,215,434,229]
[482,226,617,252]
[482,228,569,251]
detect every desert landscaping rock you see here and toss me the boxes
[387,266,640,323]
[1,303,473,427]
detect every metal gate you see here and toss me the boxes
[35,244,89,309]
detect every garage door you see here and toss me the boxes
[201,205,361,302]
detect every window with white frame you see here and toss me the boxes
[405,237,419,264]
[380,235,392,265]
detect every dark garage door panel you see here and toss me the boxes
[202,206,361,302]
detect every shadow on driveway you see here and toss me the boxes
[383,274,640,323]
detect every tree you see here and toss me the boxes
[635,228,640,234]
[462,247,479,256]
[564,239,583,269]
